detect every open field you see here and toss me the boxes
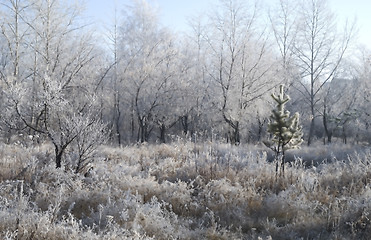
[0,141,370,239]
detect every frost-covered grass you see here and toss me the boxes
[0,141,370,239]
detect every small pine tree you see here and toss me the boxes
[264,85,303,176]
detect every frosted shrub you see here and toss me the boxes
[133,197,185,239]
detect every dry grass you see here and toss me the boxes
[0,141,370,239]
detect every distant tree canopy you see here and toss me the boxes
[0,0,367,168]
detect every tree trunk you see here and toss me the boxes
[307,117,315,146]
[131,100,135,141]
[322,108,332,144]
[140,124,145,143]
[54,146,63,169]
[181,115,189,135]
[114,112,121,145]
[281,148,286,177]
[234,122,240,144]
[137,116,146,143]
[159,123,166,143]
[327,133,332,144]
[257,117,264,142]
[114,94,121,145]
[229,121,240,145]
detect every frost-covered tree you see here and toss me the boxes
[201,0,278,144]
[292,0,355,145]
[265,85,303,175]
[322,77,360,144]
[0,0,29,84]
[0,0,109,171]
[102,4,123,145]
[118,0,182,143]
[350,47,371,144]
[269,0,300,87]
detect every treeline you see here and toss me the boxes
[0,0,370,168]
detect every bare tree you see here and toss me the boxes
[183,15,215,140]
[0,0,32,141]
[352,47,371,143]
[118,0,181,143]
[292,0,355,145]
[0,0,31,84]
[2,0,108,170]
[269,0,300,86]
[202,0,278,144]
[101,4,123,145]
[322,76,359,144]
[70,102,108,174]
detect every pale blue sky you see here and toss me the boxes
[83,0,371,48]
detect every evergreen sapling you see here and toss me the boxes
[264,85,303,176]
